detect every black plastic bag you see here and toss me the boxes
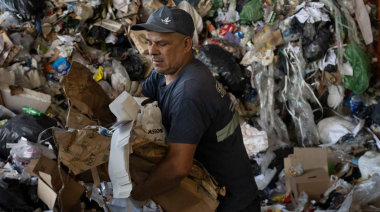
[122,54,145,81]
[302,27,331,61]
[2,0,45,16]
[0,184,37,212]
[0,114,58,160]
[88,26,110,42]
[194,45,245,96]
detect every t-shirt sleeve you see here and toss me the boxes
[167,98,210,145]
[141,69,160,100]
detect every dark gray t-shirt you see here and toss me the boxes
[141,59,258,211]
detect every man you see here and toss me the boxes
[130,6,259,212]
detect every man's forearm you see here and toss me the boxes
[131,156,187,201]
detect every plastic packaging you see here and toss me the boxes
[239,0,264,24]
[52,58,71,76]
[122,50,145,81]
[259,150,276,174]
[22,107,41,116]
[294,192,308,212]
[255,167,277,190]
[134,102,166,143]
[254,64,290,144]
[0,114,58,160]
[0,12,20,28]
[111,59,132,94]
[10,139,42,169]
[302,27,331,61]
[358,151,380,178]
[241,122,269,157]
[288,162,304,176]
[343,43,371,94]
[206,20,217,36]
[1,0,46,16]
[338,175,380,212]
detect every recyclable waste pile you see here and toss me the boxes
[0,0,380,211]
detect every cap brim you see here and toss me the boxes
[131,23,176,33]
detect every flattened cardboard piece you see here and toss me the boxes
[66,107,98,130]
[93,19,123,32]
[0,19,5,25]
[284,148,329,192]
[61,62,116,129]
[130,30,149,55]
[26,155,65,191]
[38,179,57,209]
[60,179,85,212]
[289,168,330,206]
[26,155,58,177]
[54,128,111,175]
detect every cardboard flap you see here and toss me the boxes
[61,180,85,212]
[38,180,57,210]
[292,168,329,184]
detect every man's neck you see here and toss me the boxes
[165,55,194,85]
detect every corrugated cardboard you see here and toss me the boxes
[54,128,111,175]
[284,148,330,207]
[130,30,149,55]
[284,148,329,192]
[37,175,84,212]
[61,62,116,129]
[290,168,330,206]
[25,155,64,191]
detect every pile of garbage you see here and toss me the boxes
[0,0,380,211]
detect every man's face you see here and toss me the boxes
[146,31,187,75]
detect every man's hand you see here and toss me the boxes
[130,142,197,201]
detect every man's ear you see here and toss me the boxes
[183,36,193,54]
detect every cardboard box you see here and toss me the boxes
[25,155,64,191]
[0,83,51,113]
[284,148,330,207]
[290,168,330,206]
[26,156,84,211]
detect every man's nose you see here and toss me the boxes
[149,43,159,56]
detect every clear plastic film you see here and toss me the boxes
[321,0,344,74]
[294,191,308,212]
[259,150,276,174]
[337,1,363,48]
[281,42,321,146]
[338,175,380,212]
[254,63,290,144]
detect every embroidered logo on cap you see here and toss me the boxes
[161,17,171,25]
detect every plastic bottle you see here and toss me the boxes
[22,107,41,116]
[330,151,358,165]
[350,95,363,112]
[206,20,217,37]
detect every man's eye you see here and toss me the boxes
[158,43,167,47]
[147,42,152,46]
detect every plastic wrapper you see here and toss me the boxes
[254,64,290,144]
[241,122,269,157]
[281,43,320,146]
[338,175,380,212]
[288,162,304,176]
[1,0,46,16]
[294,191,308,212]
[0,12,20,28]
[343,43,371,94]
[194,45,245,96]
[0,114,58,160]
[88,26,110,43]
[239,0,264,24]
[111,59,132,95]
[259,150,276,174]
[255,167,277,190]
[10,139,42,169]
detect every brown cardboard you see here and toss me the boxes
[284,148,329,193]
[37,175,84,212]
[61,62,116,129]
[54,128,111,175]
[26,155,64,191]
[130,30,149,55]
[129,138,224,212]
[289,168,330,206]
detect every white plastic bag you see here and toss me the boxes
[133,102,166,143]
[241,122,268,157]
